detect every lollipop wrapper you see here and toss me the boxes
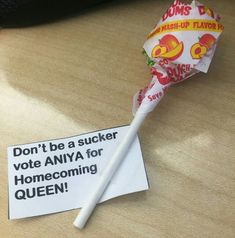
[133,0,224,114]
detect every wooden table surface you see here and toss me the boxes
[0,0,234,237]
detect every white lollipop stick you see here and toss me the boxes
[73,111,147,229]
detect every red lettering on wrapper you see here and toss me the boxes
[166,64,191,82]
[136,82,157,106]
[147,85,168,103]
[159,59,169,67]
[198,6,214,19]
[162,0,192,21]
[137,88,146,106]
[151,68,171,85]
[198,5,221,22]
[148,92,163,102]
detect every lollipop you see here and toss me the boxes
[73,0,224,229]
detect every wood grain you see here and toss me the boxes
[0,0,234,237]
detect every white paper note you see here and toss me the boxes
[8,125,149,219]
